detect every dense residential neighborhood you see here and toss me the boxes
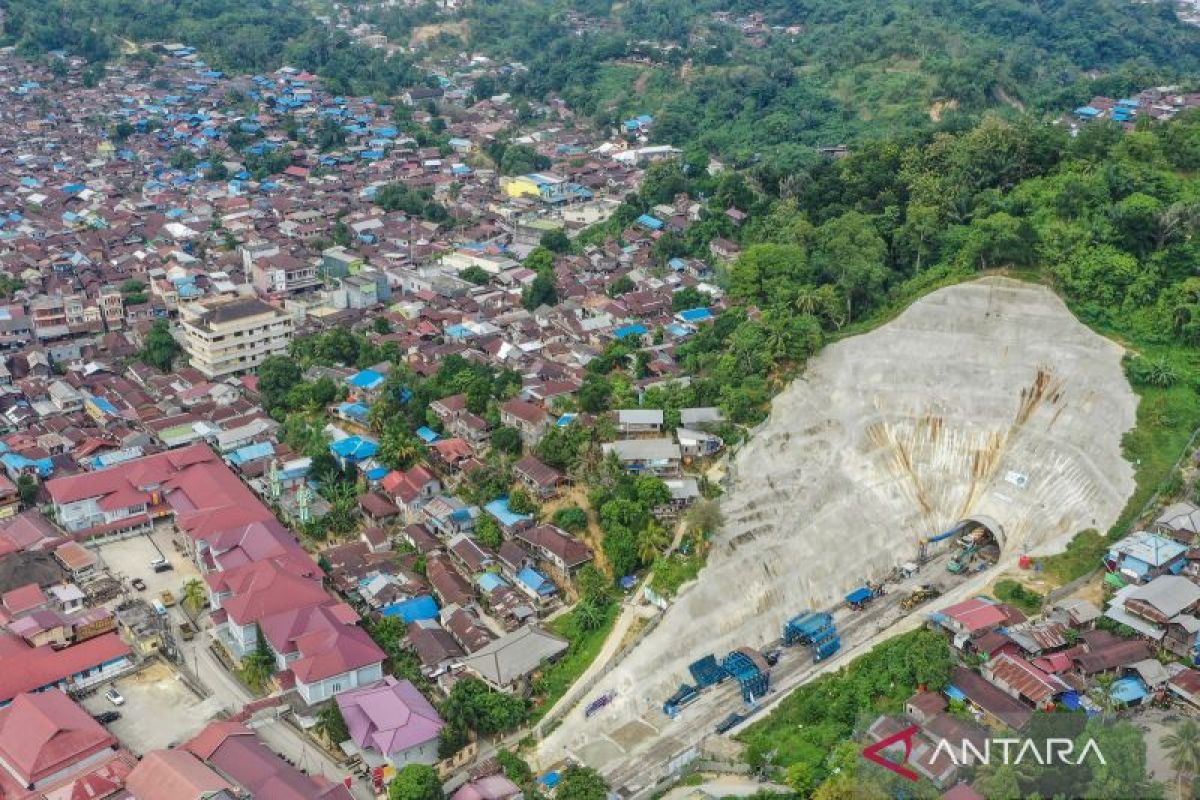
[0,32,732,800]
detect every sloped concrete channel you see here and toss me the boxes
[538,277,1137,781]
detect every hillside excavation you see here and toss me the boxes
[537,277,1138,788]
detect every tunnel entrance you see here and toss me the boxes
[943,516,1003,575]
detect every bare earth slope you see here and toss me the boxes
[538,276,1137,772]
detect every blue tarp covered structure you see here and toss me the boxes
[485,497,532,529]
[380,594,439,623]
[517,567,557,597]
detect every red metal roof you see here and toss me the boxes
[0,688,116,785]
[0,632,130,703]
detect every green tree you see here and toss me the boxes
[555,765,609,800]
[812,211,888,321]
[554,506,589,533]
[240,625,276,692]
[388,764,444,800]
[461,265,491,285]
[181,578,206,613]
[729,243,812,306]
[540,228,571,253]
[138,320,181,372]
[476,514,503,550]
[685,498,724,537]
[257,356,303,414]
[496,749,532,785]
[440,677,527,735]
[522,271,558,311]
[314,702,350,745]
[507,488,536,515]
[1163,719,1200,799]
[16,474,38,508]
[491,426,522,456]
[380,426,423,470]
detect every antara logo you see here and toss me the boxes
[862,725,921,782]
[862,725,1107,782]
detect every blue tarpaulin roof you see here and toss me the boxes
[337,402,370,423]
[478,572,508,592]
[348,369,385,390]
[415,426,440,444]
[485,497,533,529]
[380,595,439,623]
[228,441,274,466]
[330,436,378,461]
[614,324,648,339]
[517,567,557,596]
[636,214,664,231]
[678,307,713,323]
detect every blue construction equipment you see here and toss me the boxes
[688,654,727,689]
[721,648,770,704]
[663,683,700,717]
[783,611,834,646]
[812,630,842,661]
[918,524,965,563]
[846,584,882,610]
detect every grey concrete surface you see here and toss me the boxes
[538,277,1138,784]
[81,661,222,753]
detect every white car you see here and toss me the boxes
[104,687,125,706]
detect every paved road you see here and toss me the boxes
[172,609,375,800]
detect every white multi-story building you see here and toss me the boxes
[179,297,293,379]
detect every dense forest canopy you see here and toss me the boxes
[454,0,1200,163]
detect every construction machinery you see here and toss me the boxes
[783,611,841,661]
[783,611,833,646]
[900,585,941,611]
[947,543,979,574]
[721,648,771,704]
[917,525,962,564]
[688,654,728,689]
[845,582,883,610]
[811,628,841,661]
[663,683,700,717]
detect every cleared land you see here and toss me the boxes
[537,276,1138,778]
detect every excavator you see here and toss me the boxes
[900,585,941,611]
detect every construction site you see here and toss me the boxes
[536,277,1140,792]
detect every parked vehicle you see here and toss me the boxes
[92,710,121,724]
[130,578,146,591]
[179,621,196,641]
[715,712,745,734]
[149,557,173,573]
[160,590,176,608]
[152,599,167,616]
[104,687,125,706]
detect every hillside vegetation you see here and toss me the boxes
[458,0,1200,162]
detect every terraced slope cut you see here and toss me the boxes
[539,276,1137,770]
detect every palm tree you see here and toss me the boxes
[793,284,820,316]
[314,703,350,746]
[181,578,206,614]
[638,521,668,565]
[1163,719,1200,799]
[574,598,608,633]
[1089,672,1119,719]
[381,427,421,470]
[815,284,847,329]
